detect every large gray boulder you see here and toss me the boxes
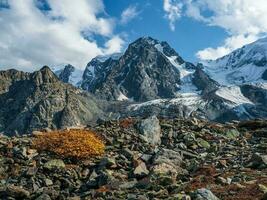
[138,115,161,146]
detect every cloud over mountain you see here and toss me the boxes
[162,0,267,60]
[0,0,124,71]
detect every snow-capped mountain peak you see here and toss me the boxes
[202,37,267,86]
[50,36,267,122]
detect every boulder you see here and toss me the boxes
[152,148,184,176]
[138,115,161,146]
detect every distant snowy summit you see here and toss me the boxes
[202,37,267,86]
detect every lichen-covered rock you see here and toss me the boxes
[44,159,65,170]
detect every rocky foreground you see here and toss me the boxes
[1,117,267,200]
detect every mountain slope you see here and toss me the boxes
[0,66,103,135]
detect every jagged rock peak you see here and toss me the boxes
[31,66,59,85]
[58,64,75,83]
[126,36,184,64]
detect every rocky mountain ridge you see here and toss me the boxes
[1,36,267,134]
[0,66,104,135]
[52,36,267,122]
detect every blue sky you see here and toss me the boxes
[0,0,267,71]
[104,0,227,62]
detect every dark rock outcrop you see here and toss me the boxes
[262,69,267,80]
[192,67,219,95]
[57,64,75,83]
[0,66,103,135]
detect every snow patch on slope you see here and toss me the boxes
[204,63,266,86]
[129,93,204,115]
[117,92,129,101]
[202,37,267,86]
[155,43,199,95]
[216,86,254,106]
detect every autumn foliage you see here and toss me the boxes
[32,129,105,159]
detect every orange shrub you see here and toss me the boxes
[32,129,105,159]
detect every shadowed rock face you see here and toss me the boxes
[192,67,219,95]
[57,64,75,83]
[0,66,103,135]
[262,69,267,80]
[82,37,186,102]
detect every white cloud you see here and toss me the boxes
[163,0,267,60]
[0,0,124,71]
[197,34,258,60]
[104,36,125,55]
[163,0,182,31]
[192,0,267,60]
[120,5,139,25]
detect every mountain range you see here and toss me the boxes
[1,36,267,134]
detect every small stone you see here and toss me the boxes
[44,159,65,170]
[26,167,38,176]
[176,193,191,200]
[128,194,137,199]
[119,180,138,189]
[216,176,227,185]
[218,160,227,168]
[234,183,246,189]
[183,133,196,146]
[197,138,210,149]
[99,157,116,169]
[122,148,134,159]
[157,175,174,186]
[133,161,149,178]
[226,178,232,185]
[259,184,267,194]
[89,170,98,180]
[45,178,53,186]
[191,188,219,200]
[247,153,267,169]
[67,197,81,200]
[141,154,152,163]
[6,185,30,198]
[225,129,240,139]
[35,194,52,200]
[152,148,183,176]
[32,131,43,136]
[81,168,90,178]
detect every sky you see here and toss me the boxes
[0,0,267,71]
